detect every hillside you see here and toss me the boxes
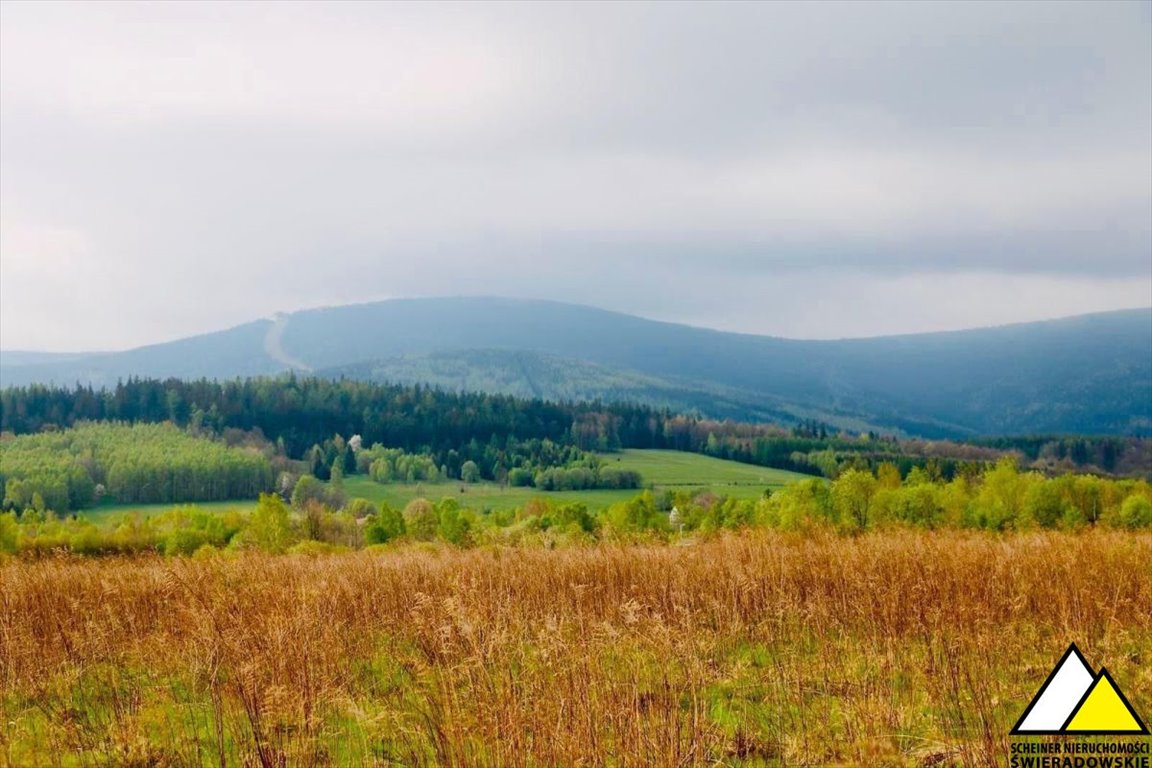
[0,320,279,386]
[0,351,103,367]
[319,350,810,426]
[2,298,1149,437]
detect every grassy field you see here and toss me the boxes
[339,475,644,513]
[601,449,808,488]
[2,530,1149,767]
[346,449,811,513]
[80,499,254,525]
[80,450,814,522]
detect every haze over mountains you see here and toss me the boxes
[2,298,1149,439]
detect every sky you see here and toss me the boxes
[1,1,1150,351]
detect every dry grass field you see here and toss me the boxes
[2,530,1150,767]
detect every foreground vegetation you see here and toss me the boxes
[1,531,1148,767]
[2,453,1150,556]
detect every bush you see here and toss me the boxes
[403,499,439,541]
[367,503,406,544]
[0,512,19,554]
[234,494,296,553]
[345,498,376,519]
[291,475,345,510]
[1115,495,1152,529]
[166,528,214,557]
[437,499,473,546]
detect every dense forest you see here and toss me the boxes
[0,422,273,511]
[3,379,1148,486]
[0,423,642,513]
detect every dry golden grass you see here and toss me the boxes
[1,530,1150,767]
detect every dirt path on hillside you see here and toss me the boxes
[263,313,313,372]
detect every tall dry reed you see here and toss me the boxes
[1,530,1149,767]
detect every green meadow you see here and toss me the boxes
[80,499,254,525]
[600,449,809,488]
[79,449,813,522]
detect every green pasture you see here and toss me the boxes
[336,476,640,514]
[600,449,810,488]
[80,449,813,522]
[80,499,254,525]
[340,450,810,513]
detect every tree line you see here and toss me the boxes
[355,443,641,491]
[2,378,1147,481]
[2,456,1149,557]
[0,422,274,511]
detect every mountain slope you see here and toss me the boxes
[0,351,104,367]
[2,298,1149,437]
[320,350,822,427]
[284,299,1152,436]
[0,320,279,388]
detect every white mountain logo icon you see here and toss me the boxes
[1012,644,1148,736]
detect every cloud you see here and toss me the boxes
[0,3,530,133]
[1,1,1149,350]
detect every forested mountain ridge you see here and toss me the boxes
[2,298,1149,437]
[318,350,812,427]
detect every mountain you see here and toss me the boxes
[318,350,822,427]
[0,321,280,387]
[0,351,103,367]
[2,298,1149,437]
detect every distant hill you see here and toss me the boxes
[319,350,815,427]
[0,351,105,367]
[2,298,1149,437]
[0,320,279,387]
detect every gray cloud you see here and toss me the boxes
[1,0,1149,350]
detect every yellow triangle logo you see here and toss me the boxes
[1012,644,1150,736]
[1064,668,1149,734]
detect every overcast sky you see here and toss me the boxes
[2,1,1150,351]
